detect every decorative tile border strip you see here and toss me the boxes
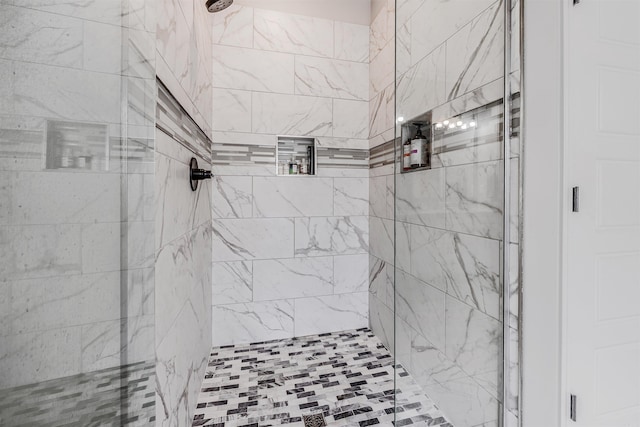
[156,79,212,163]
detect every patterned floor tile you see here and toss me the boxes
[192,329,453,427]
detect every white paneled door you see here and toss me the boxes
[567,0,640,426]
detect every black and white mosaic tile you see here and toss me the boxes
[192,329,453,427]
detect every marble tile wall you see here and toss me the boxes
[210,4,371,346]
[368,1,522,426]
[157,0,213,136]
[0,1,156,391]
[155,1,213,425]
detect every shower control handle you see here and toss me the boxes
[189,157,212,191]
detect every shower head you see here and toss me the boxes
[206,0,233,13]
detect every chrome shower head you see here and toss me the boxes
[206,0,233,13]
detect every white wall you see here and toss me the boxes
[522,0,565,426]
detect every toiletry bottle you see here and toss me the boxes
[301,158,308,174]
[307,146,314,175]
[290,155,298,174]
[403,138,411,171]
[295,160,301,175]
[410,123,427,168]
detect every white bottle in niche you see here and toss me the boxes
[410,123,428,168]
[301,158,308,174]
[403,139,411,170]
[289,155,298,175]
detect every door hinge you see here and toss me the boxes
[572,187,580,212]
[570,394,578,422]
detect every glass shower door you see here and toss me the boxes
[392,0,521,426]
[0,2,157,425]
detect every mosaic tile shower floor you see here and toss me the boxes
[192,329,453,427]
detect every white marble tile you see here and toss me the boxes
[334,254,369,294]
[213,45,294,94]
[445,160,504,240]
[80,319,121,372]
[295,216,368,257]
[396,0,422,28]
[11,0,123,26]
[369,2,391,61]
[212,131,276,147]
[315,137,369,151]
[370,41,394,98]
[410,224,501,318]
[369,216,394,265]
[212,4,253,48]
[0,171,120,226]
[156,291,210,427]
[155,223,212,342]
[254,8,333,58]
[252,92,332,137]
[369,175,393,220]
[333,99,369,139]
[212,300,295,346]
[445,295,502,398]
[410,331,468,388]
[294,292,368,337]
[395,317,413,365]
[11,62,121,123]
[396,44,446,122]
[156,150,211,248]
[397,21,412,77]
[7,272,119,336]
[253,177,334,218]
[423,375,500,427]
[84,20,122,74]
[410,0,496,66]
[396,221,412,274]
[334,178,369,216]
[295,56,369,102]
[81,223,120,274]
[0,5,83,68]
[334,21,369,63]
[212,88,251,133]
[126,220,155,270]
[369,293,394,351]
[212,261,253,305]
[0,224,81,281]
[369,255,393,309]
[396,270,446,351]
[212,176,253,219]
[396,168,446,228]
[369,87,392,139]
[446,1,504,100]
[0,328,82,388]
[253,257,333,301]
[212,218,294,261]
[509,243,520,329]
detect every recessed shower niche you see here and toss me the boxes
[400,111,432,173]
[276,136,317,176]
[45,120,109,171]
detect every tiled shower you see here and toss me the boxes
[0,0,522,426]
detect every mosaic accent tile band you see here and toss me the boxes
[192,329,453,427]
[157,79,212,163]
[211,143,369,171]
[0,361,156,426]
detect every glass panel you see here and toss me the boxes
[0,2,157,424]
[391,0,521,425]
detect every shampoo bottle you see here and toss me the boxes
[410,123,427,168]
